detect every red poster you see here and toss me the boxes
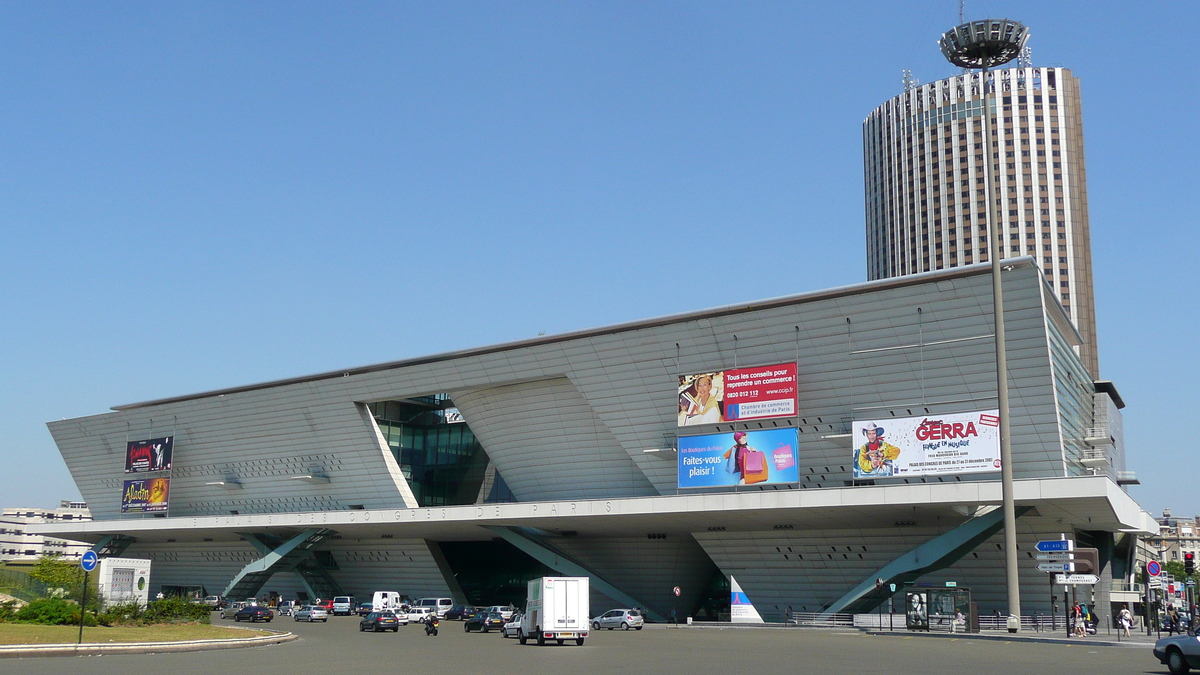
[722,363,797,421]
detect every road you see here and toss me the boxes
[1,614,1165,674]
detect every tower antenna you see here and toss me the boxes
[958,0,965,24]
[902,69,920,92]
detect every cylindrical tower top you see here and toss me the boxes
[939,19,1029,69]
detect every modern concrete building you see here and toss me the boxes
[0,501,92,562]
[863,66,1099,378]
[34,262,1154,621]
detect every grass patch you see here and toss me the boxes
[0,623,269,645]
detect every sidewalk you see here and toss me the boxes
[864,627,1159,648]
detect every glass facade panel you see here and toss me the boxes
[369,399,489,507]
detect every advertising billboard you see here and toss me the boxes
[124,436,173,473]
[852,410,1000,479]
[905,591,929,630]
[121,478,170,513]
[677,363,797,427]
[678,428,799,488]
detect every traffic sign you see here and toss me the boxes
[80,550,98,572]
[1036,540,1074,553]
[1149,577,1162,588]
[1037,563,1074,573]
[1147,560,1162,577]
[1036,553,1074,561]
[673,586,681,597]
[1187,579,1196,587]
[1055,574,1099,585]
[945,582,957,587]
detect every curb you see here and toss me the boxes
[0,628,297,658]
[864,629,1154,648]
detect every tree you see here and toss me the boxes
[28,554,83,597]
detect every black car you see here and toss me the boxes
[232,606,274,622]
[360,611,401,632]
[444,604,475,621]
[464,612,505,633]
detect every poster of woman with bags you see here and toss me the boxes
[723,432,769,485]
[677,429,798,488]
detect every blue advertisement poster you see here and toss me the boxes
[678,428,799,488]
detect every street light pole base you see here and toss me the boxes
[1007,615,1021,633]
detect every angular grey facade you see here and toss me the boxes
[39,261,1151,619]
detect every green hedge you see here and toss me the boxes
[0,597,210,626]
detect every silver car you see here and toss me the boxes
[591,608,644,631]
[1154,628,1200,674]
[219,601,247,619]
[294,605,329,622]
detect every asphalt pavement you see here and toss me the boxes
[0,612,1169,675]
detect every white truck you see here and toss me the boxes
[519,577,589,646]
[372,591,402,613]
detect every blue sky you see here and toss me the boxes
[1,2,1195,518]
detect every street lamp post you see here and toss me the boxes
[938,18,1030,634]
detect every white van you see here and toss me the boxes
[372,591,402,613]
[332,595,356,616]
[415,597,455,618]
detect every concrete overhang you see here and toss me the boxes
[31,476,1157,545]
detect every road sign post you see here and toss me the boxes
[79,550,98,645]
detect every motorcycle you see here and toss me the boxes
[425,617,439,636]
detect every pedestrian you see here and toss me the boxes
[669,607,677,625]
[785,605,793,624]
[1119,607,1133,638]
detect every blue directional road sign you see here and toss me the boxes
[80,550,98,572]
[1036,540,1073,553]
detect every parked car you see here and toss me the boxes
[407,606,433,623]
[464,612,505,633]
[461,607,487,622]
[360,611,403,632]
[220,601,248,619]
[486,605,516,620]
[357,602,374,616]
[591,608,644,631]
[277,600,298,616]
[202,595,222,608]
[293,605,329,622]
[1154,626,1200,674]
[233,605,274,622]
[315,598,335,613]
[502,613,524,638]
[444,604,475,620]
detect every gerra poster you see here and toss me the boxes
[851,410,1001,479]
[125,437,173,473]
[678,428,799,488]
[121,478,170,513]
[677,363,797,427]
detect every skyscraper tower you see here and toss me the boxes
[863,65,1099,377]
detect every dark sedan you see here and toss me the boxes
[464,612,505,633]
[360,611,401,632]
[232,606,274,622]
[444,604,475,621]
